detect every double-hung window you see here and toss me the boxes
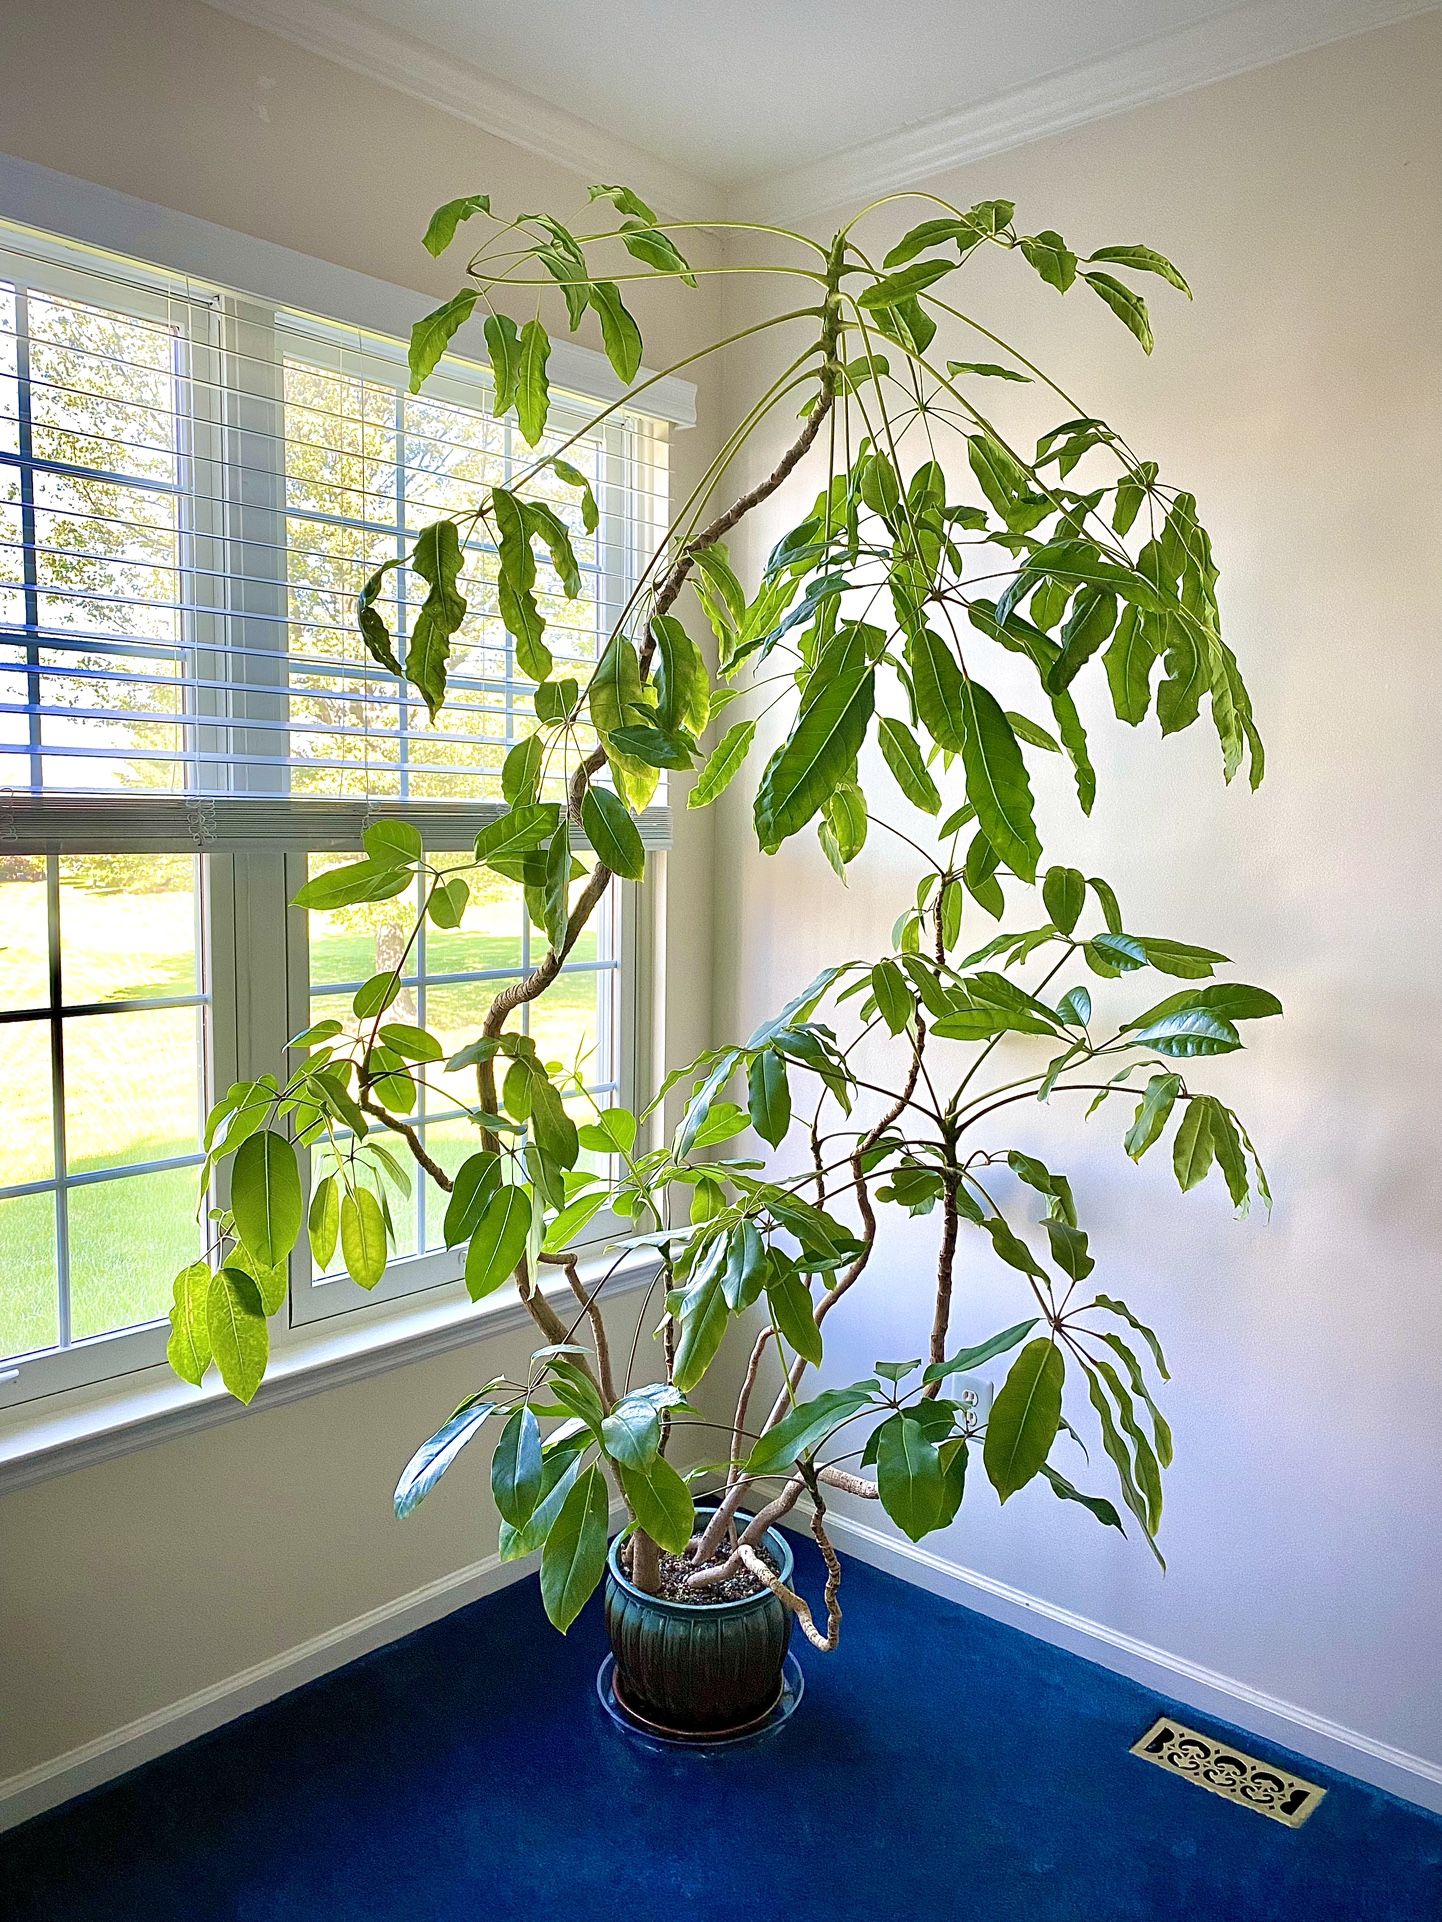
[0,214,671,1408]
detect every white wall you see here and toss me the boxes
[711,14,1442,1776]
[0,0,730,1796]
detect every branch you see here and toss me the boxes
[359,1096,454,1190]
[738,1503,843,1652]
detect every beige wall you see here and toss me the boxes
[2,0,1438,1800]
[712,13,1442,1767]
[0,0,733,1789]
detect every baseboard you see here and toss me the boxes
[0,1509,618,1836]
[814,1509,1442,1817]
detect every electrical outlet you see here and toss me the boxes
[951,1372,993,1436]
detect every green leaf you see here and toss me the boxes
[877,716,940,813]
[1104,606,1160,724]
[1020,229,1078,293]
[539,819,572,953]
[581,784,645,881]
[587,281,643,383]
[1042,865,1085,935]
[428,877,469,929]
[869,958,912,1036]
[754,625,876,853]
[904,623,965,752]
[540,1464,610,1631]
[339,1187,387,1288]
[422,193,490,257]
[409,519,468,719]
[1049,588,1118,692]
[474,802,560,866]
[484,312,521,417]
[516,317,552,445]
[689,718,756,808]
[743,1385,875,1478]
[491,1406,544,1527]
[1134,1009,1242,1058]
[959,680,1040,882]
[984,1338,1064,1501]
[1087,244,1192,298]
[1172,1098,1215,1191]
[1134,936,1228,979]
[672,1238,731,1394]
[877,1412,949,1541]
[619,1454,694,1554]
[551,456,599,532]
[947,359,1030,382]
[1198,1099,1250,1212]
[498,1451,583,1559]
[307,1174,339,1271]
[1039,1463,1126,1534]
[394,1397,498,1518]
[652,614,710,737]
[1124,983,1281,1031]
[608,723,694,769]
[292,856,412,911]
[620,222,696,285]
[230,1129,302,1269]
[600,1386,676,1467]
[1083,270,1153,353]
[747,1049,791,1148]
[577,1106,638,1156]
[589,181,659,222]
[465,1186,532,1300]
[859,259,957,307]
[923,1318,1039,1385]
[1092,1294,1171,1380]
[442,1151,502,1247]
[408,290,476,392]
[167,1261,213,1386]
[766,1262,822,1366]
[207,1267,269,1404]
[1125,1073,1182,1160]
[1006,710,1062,754]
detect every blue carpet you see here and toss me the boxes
[6,1539,1440,1920]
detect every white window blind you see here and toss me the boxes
[0,220,673,853]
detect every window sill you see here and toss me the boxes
[0,1251,660,1498]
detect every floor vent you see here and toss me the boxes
[1130,1716,1326,1828]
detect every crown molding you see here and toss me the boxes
[200,0,717,219]
[200,0,1436,233]
[732,0,1440,221]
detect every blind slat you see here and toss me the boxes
[1,217,672,825]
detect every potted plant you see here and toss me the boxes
[168,184,1276,1737]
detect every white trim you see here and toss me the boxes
[200,0,713,222]
[817,1508,1442,1816]
[0,1497,628,1835]
[197,0,1437,230]
[0,1254,659,1495]
[0,152,697,428]
[732,0,1440,219]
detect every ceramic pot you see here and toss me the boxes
[603,1509,794,1734]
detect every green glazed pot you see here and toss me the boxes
[604,1509,794,1735]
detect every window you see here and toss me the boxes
[0,214,669,1408]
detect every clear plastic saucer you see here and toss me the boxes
[595,1652,804,1753]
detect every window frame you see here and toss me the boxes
[0,209,672,1412]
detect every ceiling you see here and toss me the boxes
[205,0,1430,215]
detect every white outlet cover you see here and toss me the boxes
[951,1371,994,1432]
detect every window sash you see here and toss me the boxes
[0,216,666,1410]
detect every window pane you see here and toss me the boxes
[530,972,609,1088]
[0,1191,59,1357]
[420,860,523,978]
[59,852,199,1002]
[2,1019,54,1185]
[63,1005,202,1170]
[0,860,49,1010]
[68,1163,202,1341]
[0,846,210,1368]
